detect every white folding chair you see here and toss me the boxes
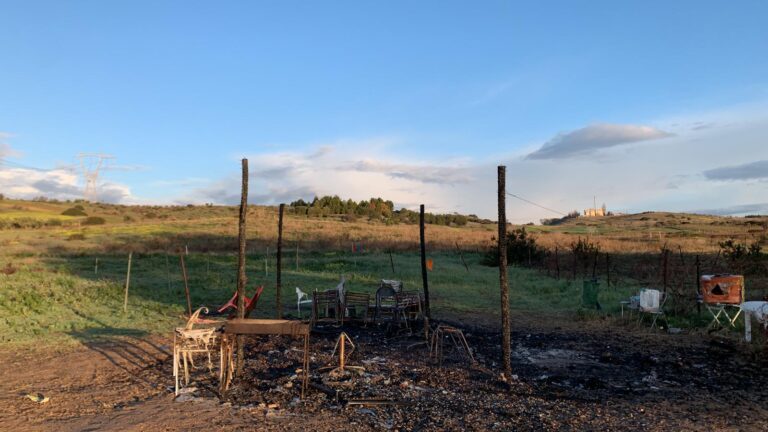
[638,289,667,329]
[296,287,312,319]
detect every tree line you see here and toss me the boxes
[286,195,487,226]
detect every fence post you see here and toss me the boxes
[180,254,192,316]
[662,247,669,294]
[123,252,132,313]
[276,203,284,319]
[555,246,560,280]
[456,242,469,272]
[165,253,171,291]
[695,254,701,316]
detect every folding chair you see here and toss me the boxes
[217,286,263,315]
[296,287,313,319]
[701,274,744,330]
[637,289,667,329]
[705,304,742,330]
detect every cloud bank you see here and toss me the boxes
[184,141,474,210]
[703,160,768,181]
[526,123,673,160]
[0,143,133,203]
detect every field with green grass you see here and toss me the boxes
[1,198,765,347]
[0,250,644,346]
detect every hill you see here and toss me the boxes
[0,198,765,256]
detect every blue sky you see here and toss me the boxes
[1,1,767,220]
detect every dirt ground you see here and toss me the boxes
[2,314,767,432]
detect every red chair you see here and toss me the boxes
[218,286,263,315]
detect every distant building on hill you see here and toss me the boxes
[584,203,607,217]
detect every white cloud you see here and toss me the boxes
[0,134,22,160]
[526,123,673,160]
[0,166,132,203]
[183,139,471,211]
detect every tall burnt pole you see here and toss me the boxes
[235,158,248,374]
[498,166,512,381]
[420,204,431,319]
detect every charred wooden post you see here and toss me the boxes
[235,158,249,374]
[498,166,512,381]
[555,246,560,279]
[276,203,285,319]
[389,250,396,274]
[420,204,431,319]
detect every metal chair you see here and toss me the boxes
[375,284,398,323]
[312,289,342,326]
[343,292,372,324]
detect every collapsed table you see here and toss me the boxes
[219,319,310,397]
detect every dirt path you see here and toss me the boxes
[1,314,767,431]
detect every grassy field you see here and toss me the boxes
[1,198,764,347]
[0,250,645,347]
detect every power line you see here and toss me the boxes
[0,158,47,171]
[506,192,566,216]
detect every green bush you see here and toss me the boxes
[45,218,63,227]
[82,216,106,225]
[62,207,87,216]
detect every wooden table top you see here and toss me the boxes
[223,318,310,335]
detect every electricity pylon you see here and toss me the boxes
[77,153,115,202]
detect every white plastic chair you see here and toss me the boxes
[296,287,312,318]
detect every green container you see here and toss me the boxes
[582,279,601,310]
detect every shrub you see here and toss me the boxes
[82,216,106,225]
[67,233,86,241]
[540,211,580,226]
[45,218,63,227]
[62,207,87,216]
[482,227,547,266]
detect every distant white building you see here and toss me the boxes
[583,204,607,217]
